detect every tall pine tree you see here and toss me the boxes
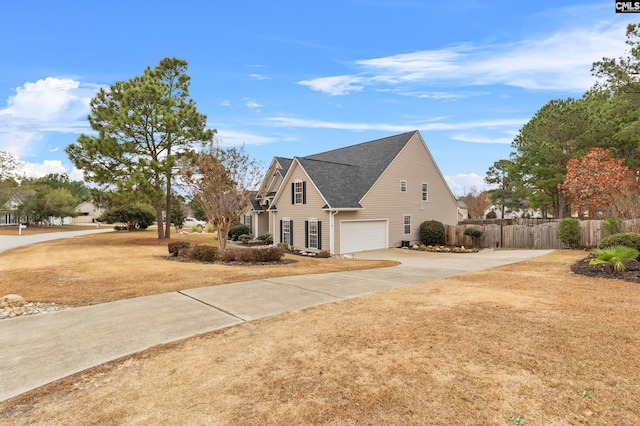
[66,57,213,239]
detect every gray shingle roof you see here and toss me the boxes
[299,131,417,209]
[249,194,262,211]
[274,157,292,177]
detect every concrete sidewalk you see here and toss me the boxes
[0,248,552,402]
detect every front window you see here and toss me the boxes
[422,183,428,201]
[244,214,252,228]
[404,215,411,235]
[282,220,291,245]
[294,181,304,204]
[400,180,407,192]
[308,219,318,249]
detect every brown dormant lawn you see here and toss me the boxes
[1,249,638,424]
[0,229,397,306]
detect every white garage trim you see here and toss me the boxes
[340,219,388,254]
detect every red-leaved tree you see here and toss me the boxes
[559,148,639,218]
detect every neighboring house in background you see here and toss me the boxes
[457,199,469,223]
[72,201,104,225]
[483,204,542,220]
[244,131,458,255]
[0,197,21,226]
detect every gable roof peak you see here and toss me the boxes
[288,130,420,209]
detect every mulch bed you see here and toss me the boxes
[571,255,640,283]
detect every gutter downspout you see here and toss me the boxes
[330,210,339,255]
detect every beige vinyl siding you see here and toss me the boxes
[273,163,330,252]
[333,133,457,253]
[257,211,269,236]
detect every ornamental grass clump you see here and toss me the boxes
[589,245,639,272]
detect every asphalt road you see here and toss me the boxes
[0,228,113,253]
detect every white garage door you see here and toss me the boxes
[340,220,387,254]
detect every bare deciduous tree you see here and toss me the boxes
[459,187,491,219]
[182,141,261,250]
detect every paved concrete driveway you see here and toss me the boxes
[0,247,552,401]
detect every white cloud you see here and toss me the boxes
[220,100,232,107]
[298,75,365,96]
[249,73,269,80]
[450,134,514,144]
[245,99,263,110]
[22,159,68,178]
[267,116,413,132]
[298,21,630,95]
[215,130,276,146]
[0,77,100,158]
[445,173,488,197]
[267,116,527,135]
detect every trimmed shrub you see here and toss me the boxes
[229,224,250,241]
[184,245,219,262]
[464,227,483,247]
[603,217,623,237]
[256,246,285,262]
[463,227,483,239]
[317,250,330,258]
[420,220,445,245]
[233,248,254,262]
[238,234,251,244]
[219,248,237,262]
[220,246,285,263]
[168,241,191,257]
[557,217,581,248]
[598,232,640,253]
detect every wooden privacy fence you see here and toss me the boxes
[445,219,640,249]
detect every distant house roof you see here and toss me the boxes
[295,131,417,209]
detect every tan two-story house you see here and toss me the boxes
[244,130,458,255]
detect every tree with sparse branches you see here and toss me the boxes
[182,141,262,250]
[458,187,490,219]
[0,151,23,210]
[0,151,22,181]
[66,57,213,239]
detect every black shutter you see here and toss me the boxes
[302,181,307,204]
[279,220,283,243]
[291,183,295,204]
[305,220,309,248]
[317,221,322,250]
[290,220,293,245]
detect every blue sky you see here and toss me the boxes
[0,1,637,196]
